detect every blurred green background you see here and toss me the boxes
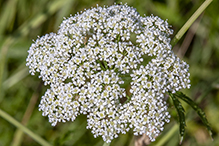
[0,0,219,146]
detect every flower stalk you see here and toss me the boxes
[171,0,213,46]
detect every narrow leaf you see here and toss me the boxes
[168,92,186,144]
[174,91,213,140]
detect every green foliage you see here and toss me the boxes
[169,91,213,145]
[0,0,219,146]
[168,92,186,144]
[174,91,213,140]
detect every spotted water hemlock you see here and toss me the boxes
[26,4,190,143]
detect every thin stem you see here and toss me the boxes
[0,109,52,146]
[155,124,178,146]
[171,0,213,46]
[103,142,111,146]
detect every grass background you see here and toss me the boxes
[0,0,219,146]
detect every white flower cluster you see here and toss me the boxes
[26,4,190,143]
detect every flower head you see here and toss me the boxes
[26,3,190,143]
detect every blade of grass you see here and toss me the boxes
[2,67,28,89]
[11,83,41,146]
[69,121,87,145]
[0,0,18,34]
[17,0,69,36]
[54,0,76,28]
[0,109,52,146]
[0,37,14,101]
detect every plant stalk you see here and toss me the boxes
[103,142,111,146]
[171,0,213,46]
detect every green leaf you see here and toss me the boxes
[174,91,213,140]
[168,92,186,144]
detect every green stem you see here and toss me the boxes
[103,142,111,146]
[0,109,52,146]
[156,124,178,146]
[171,0,213,46]
[103,61,109,70]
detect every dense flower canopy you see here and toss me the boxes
[26,4,190,143]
